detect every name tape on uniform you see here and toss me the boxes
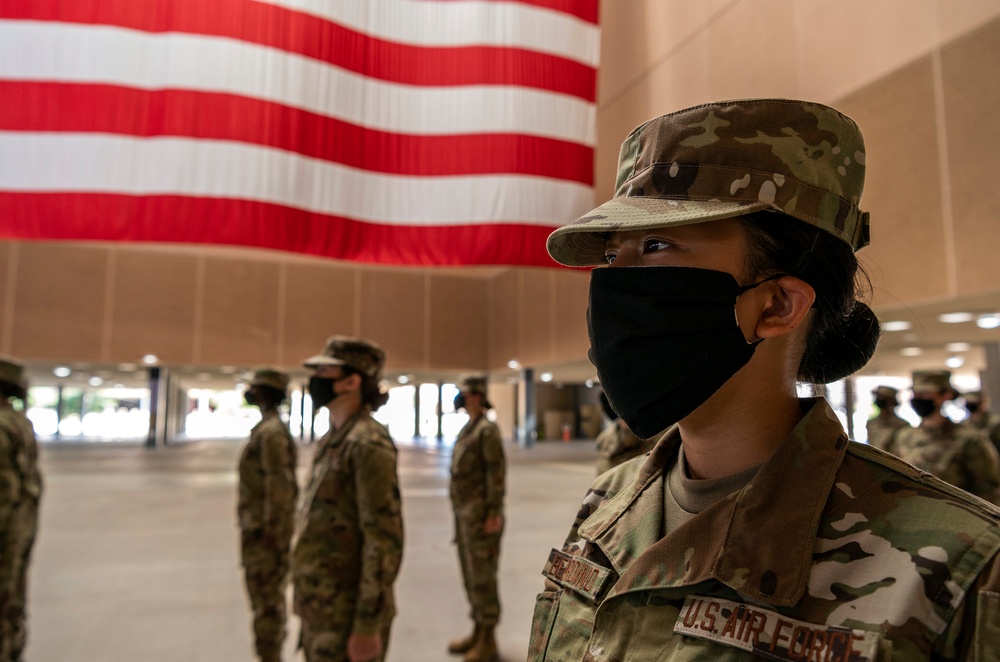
[542,548,613,602]
[673,596,881,662]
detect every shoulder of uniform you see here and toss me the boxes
[349,415,395,450]
[845,440,1000,518]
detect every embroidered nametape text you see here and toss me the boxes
[542,548,612,602]
[673,596,880,662]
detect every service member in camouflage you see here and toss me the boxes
[595,392,654,476]
[0,357,42,662]
[961,390,1000,455]
[865,385,910,451]
[238,368,298,662]
[293,336,403,662]
[530,99,1000,661]
[886,371,1000,505]
[448,376,505,662]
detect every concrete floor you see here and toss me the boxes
[27,437,598,662]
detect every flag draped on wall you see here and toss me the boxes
[0,0,598,266]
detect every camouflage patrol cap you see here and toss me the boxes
[912,370,957,396]
[303,335,385,379]
[547,98,871,266]
[248,367,290,393]
[872,386,899,400]
[460,376,489,396]
[0,356,25,387]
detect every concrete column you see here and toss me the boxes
[436,381,444,442]
[146,367,168,448]
[518,368,536,448]
[843,376,855,439]
[983,343,1000,407]
[413,385,421,440]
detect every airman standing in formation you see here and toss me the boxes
[886,370,1000,505]
[961,389,1000,455]
[448,377,505,662]
[529,98,1000,660]
[238,368,298,662]
[0,357,42,662]
[293,337,403,662]
[864,385,909,451]
[594,392,654,475]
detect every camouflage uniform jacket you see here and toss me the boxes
[292,411,403,636]
[450,414,505,521]
[886,419,1000,505]
[0,407,42,583]
[962,412,1000,456]
[865,413,909,452]
[237,411,298,544]
[595,424,654,476]
[529,399,1000,661]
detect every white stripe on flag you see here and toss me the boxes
[251,0,600,66]
[0,21,596,145]
[0,132,594,226]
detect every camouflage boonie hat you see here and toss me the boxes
[912,370,956,396]
[872,386,899,400]
[0,356,25,387]
[303,336,385,379]
[547,98,871,266]
[248,367,290,393]
[460,376,489,397]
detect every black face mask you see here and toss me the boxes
[453,393,466,411]
[910,397,938,418]
[966,402,981,414]
[309,375,349,409]
[874,397,893,411]
[244,390,258,407]
[588,266,779,440]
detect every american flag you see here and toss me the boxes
[0,0,598,266]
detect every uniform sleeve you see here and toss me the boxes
[964,435,1000,506]
[0,426,22,592]
[480,423,506,520]
[939,547,1000,658]
[260,424,298,542]
[351,437,404,636]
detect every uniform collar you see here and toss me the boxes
[579,398,848,607]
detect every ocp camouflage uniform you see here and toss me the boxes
[865,413,909,452]
[528,399,1000,661]
[886,420,1000,506]
[239,410,298,662]
[0,407,42,662]
[451,414,505,626]
[595,423,654,476]
[292,411,403,662]
[962,411,1000,457]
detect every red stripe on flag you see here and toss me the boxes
[0,192,563,267]
[413,0,598,25]
[1,0,596,101]
[0,82,594,185]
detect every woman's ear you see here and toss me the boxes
[340,372,364,393]
[754,275,816,339]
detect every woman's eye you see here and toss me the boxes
[603,251,617,264]
[643,238,672,253]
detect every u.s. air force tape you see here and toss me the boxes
[542,549,613,602]
[673,596,881,662]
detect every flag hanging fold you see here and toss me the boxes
[0,0,599,266]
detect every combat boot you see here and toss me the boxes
[448,623,481,655]
[463,624,497,662]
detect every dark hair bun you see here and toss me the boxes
[799,301,880,384]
